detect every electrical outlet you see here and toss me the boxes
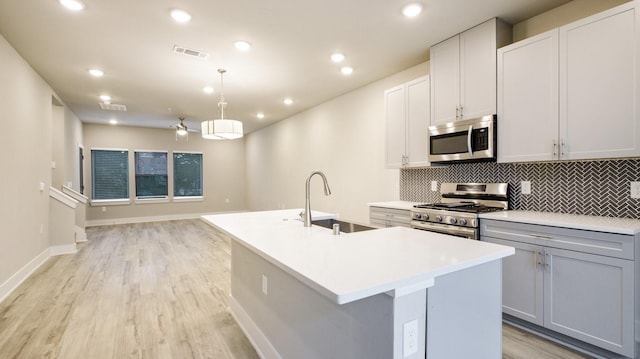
[521,181,532,195]
[403,319,418,357]
[101,206,107,212]
[430,181,438,191]
[262,275,268,295]
[631,182,640,199]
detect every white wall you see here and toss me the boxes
[246,62,429,223]
[63,105,83,192]
[0,33,53,284]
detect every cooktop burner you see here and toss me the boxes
[413,202,504,214]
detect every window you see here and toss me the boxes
[173,152,203,197]
[91,149,129,200]
[134,151,168,199]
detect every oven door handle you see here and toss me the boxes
[410,221,477,239]
[467,125,473,157]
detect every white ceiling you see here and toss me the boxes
[0,0,569,134]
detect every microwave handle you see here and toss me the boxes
[467,125,473,156]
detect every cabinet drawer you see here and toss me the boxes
[481,219,634,260]
[370,207,410,221]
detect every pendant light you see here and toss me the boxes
[201,69,243,140]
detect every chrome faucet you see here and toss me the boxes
[303,171,332,227]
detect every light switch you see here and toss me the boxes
[521,181,531,195]
[431,181,438,191]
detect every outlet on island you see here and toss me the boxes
[403,319,418,357]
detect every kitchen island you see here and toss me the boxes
[202,209,514,359]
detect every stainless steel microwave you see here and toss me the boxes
[428,115,496,164]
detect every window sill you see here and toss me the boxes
[173,196,204,203]
[135,197,170,204]
[90,199,131,206]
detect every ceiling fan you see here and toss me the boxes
[171,117,194,140]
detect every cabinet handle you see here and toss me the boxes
[459,106,463,120]
[528,233,553,240]
[455,106,460,121]
[552,139,557,157]
[561,140,566,159]
[535,250,544,268]
[544,250,550,271]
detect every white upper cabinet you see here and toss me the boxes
[385,76,431,168]
[498,30,559,162]
[498,2,640,163]
[431,18,511,126]
[559,3,639,160]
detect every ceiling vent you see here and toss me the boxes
[172,45,210,60]
[99,103,127,111]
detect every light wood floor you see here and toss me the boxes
[0,220,589,358]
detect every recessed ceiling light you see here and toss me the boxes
[203,86,214,94]
[59,0,85,11]
[257,113,265,119]
[283,98,293,105]
[330,53,345,63]
[109,119,118,125]
[89,69,104,77]
[170,9,191,23]
[234,41,251,52]
[402,3,423,17]
[340,66,354,75]
[99,94,111,102]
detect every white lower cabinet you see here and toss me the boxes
[369,206,411,228]
[481,219,635,357]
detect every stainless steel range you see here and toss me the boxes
[410,183,509,240]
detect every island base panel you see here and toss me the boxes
[229,240,427,359]
[426,260,503,359]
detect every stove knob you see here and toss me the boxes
[435,215,443,222]
[422,214,430,221]
[413,213,422,220]
[460,218,468,226]
[449,217,457,224]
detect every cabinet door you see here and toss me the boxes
[406,76,430,167]
[544,247,634,357]
[384,85,406,168]
[559,3,640,160]
[430,35,460,125]
[482,236,544,326]
[497,30,559,163]
[460,19,497,120]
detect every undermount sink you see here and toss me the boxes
[312,218,377,233]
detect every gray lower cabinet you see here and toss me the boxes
[481,219,635,358]
[369,206,411,228]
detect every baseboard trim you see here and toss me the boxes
[0,248,50,304]
[86,213,203,227]
[229,295,282,359]
[74,225,87,243]
[50,244,77,256]
[86,210,247,227]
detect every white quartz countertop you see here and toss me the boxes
[368,201,421,210]
[480,210,640,235]
[202,209,514,305]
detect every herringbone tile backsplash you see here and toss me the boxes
[400,159,640,219]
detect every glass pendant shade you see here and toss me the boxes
[201,119,243,140]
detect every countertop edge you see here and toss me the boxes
[480,210,640,235]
